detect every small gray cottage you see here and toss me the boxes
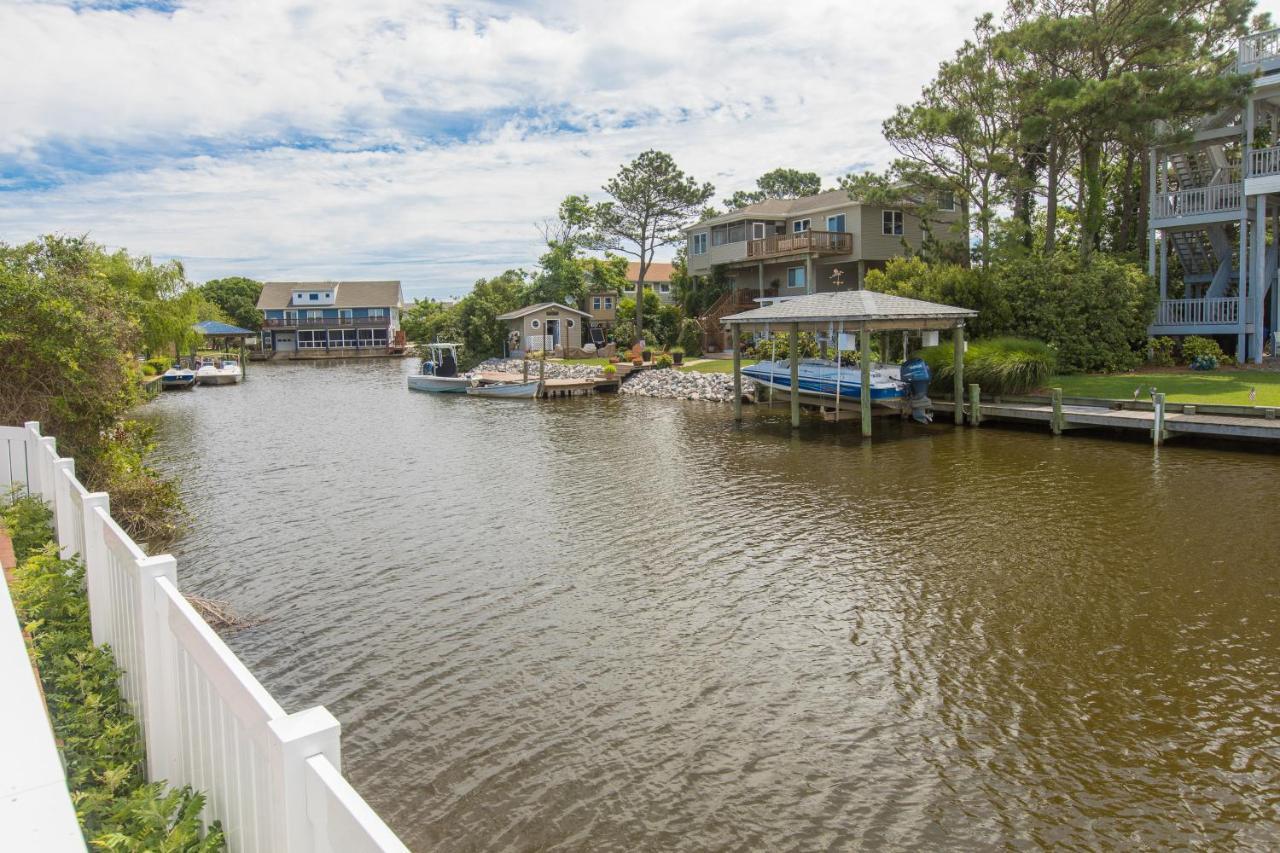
[497,302,592,357]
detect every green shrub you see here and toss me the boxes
[6,499,223,850]
[2,491,54,561]
[743,331,820,360]
[602,363,617,375]
[1181,336,1228,366]
[677,318,703,357]
[917,337,1057,396]
[864,257,1011,339]
[655,353,674,369]
[145,356,172,375]
[1148,336,1176,367]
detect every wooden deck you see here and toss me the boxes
[475,372,611,399]
[934,396,1280,443]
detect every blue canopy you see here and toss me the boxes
[193,320,255,336]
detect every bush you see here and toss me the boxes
[677,318,703,357]
[145,356,172,375]
[655,353,674,369]
[1148,336,1176,367]
[1181,335,1228,366]
[602,363,617,375]
[864,257,1011,339]
[917,337,1057,396]
[742,331,820,361]
[4,498,224,850]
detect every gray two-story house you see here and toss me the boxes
[683,188,963,349]
[257,281,405,356]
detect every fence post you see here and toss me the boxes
[53,459,76,559]
[136,556,181,784]
[81,494,112,646]
[268,706,343,852]
[22,422,42,495]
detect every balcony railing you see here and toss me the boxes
[1156,297,1239,326]
[1239,27,1280,74]
[263,316,390,328]
[1153,182,1242,220]
[1248,144,1280,178]
[747,229,853,259]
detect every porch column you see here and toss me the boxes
[731,324,742,423]
[758,262,764,300]
[789,323,800,429]
[857,260,866,291]
[1239,208,1249,364]
[805,256,814,296]
[953,325,965,426]
[1254,193,1267,363]
[1272,206,1279,355]
[1148,148,1158,277]
[860,323,872,437]
[1159,230,1167,301]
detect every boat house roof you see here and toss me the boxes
[721,290,976,333]
[496,302,592,321]
[193,320,256,336]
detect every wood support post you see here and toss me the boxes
[1051,387,1064,435]
[731,325,742,423]
[860,323,872,437]
[789,324,800,428]
[952,325,965,426]
[1152,392,1166,446]
[969,384,981,426]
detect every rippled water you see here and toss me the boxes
[144,358,1280,850]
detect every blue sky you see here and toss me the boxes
[0,0,1001,301]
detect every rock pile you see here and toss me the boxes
[620,368,755,403]
[468,358,603,380]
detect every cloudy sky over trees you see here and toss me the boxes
[1,0,1000,298]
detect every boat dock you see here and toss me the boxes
[935,390,1280,444]
[474,372,618,398]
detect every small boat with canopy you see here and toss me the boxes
[408,342,469,393]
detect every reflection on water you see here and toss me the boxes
[144,359,1280,850]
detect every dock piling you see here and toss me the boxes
[789,324,800,429]
[732,325,742,424]
[1051,387,1064,435]
[953,326,965,426]
[860,323,872,437]
[969,384,981,426]
[1153,392,1167,446]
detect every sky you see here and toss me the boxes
[0,0,1003,301]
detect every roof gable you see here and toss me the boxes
[495,302,593,321]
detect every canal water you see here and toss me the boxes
[144,359,1279,851]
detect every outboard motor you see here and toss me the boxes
[900,357,933,424]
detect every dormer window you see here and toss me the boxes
[310,293,319,300]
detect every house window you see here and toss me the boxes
[604,296,614,309]
[787,266,806,289]
[937,191,955,212]
[530,319,541,329]
[368,307,386,318]
[283,310,298,323]
[310,293,319,300]
[827,213,846,233]
[338,309,353,321]
[306,309,323,320]
[793,219,811,234]
[593,296,602,310]
[658,282,670,294]
[752,222,766,240]
[692,233,708,254]
[883,210,904,235]
[567,319,575,328]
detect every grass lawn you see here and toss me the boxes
[548,357,612,367]
[679,358,758,374]
[1051,369,1280,406]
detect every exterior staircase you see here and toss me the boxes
[698,287,774,352]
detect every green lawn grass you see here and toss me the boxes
[1050,370,1280,406]
[679,358,758,373]
[549,357,612,367]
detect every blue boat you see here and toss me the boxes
[159,364,196,390]
[742,359,906,403]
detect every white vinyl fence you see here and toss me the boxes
[1,423,408,853]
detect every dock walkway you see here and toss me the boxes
[935,395,1280,442]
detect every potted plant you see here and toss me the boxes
[671,346,684,366]
[602,363,617,377]
[642,348,653,363]
[655,353,674,369]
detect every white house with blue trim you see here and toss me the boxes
[257,281,404,355]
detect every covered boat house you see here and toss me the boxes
[721,291,977,436]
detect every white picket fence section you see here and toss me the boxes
[0,422,408,853]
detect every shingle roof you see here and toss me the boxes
[694,189,856,228]
[256,281,404,310]
[626,261,674,283]
[495,302,593,321]
[722,291,977,326]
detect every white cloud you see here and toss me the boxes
[0,0,1002,299]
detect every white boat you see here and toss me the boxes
[744,357,935,422]
[466,380,541,399]
[160,364,196,389]
[196,357,242,386]
[407,343,469,393]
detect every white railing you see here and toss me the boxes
[1153,182,1243,220]
[1156,297,1240,326]
[1249,144,1280,178]
[1,422,408,853]
[1239,28,1280,73]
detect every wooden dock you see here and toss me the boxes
[934,391,1280,443]
[474,372,613,399]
